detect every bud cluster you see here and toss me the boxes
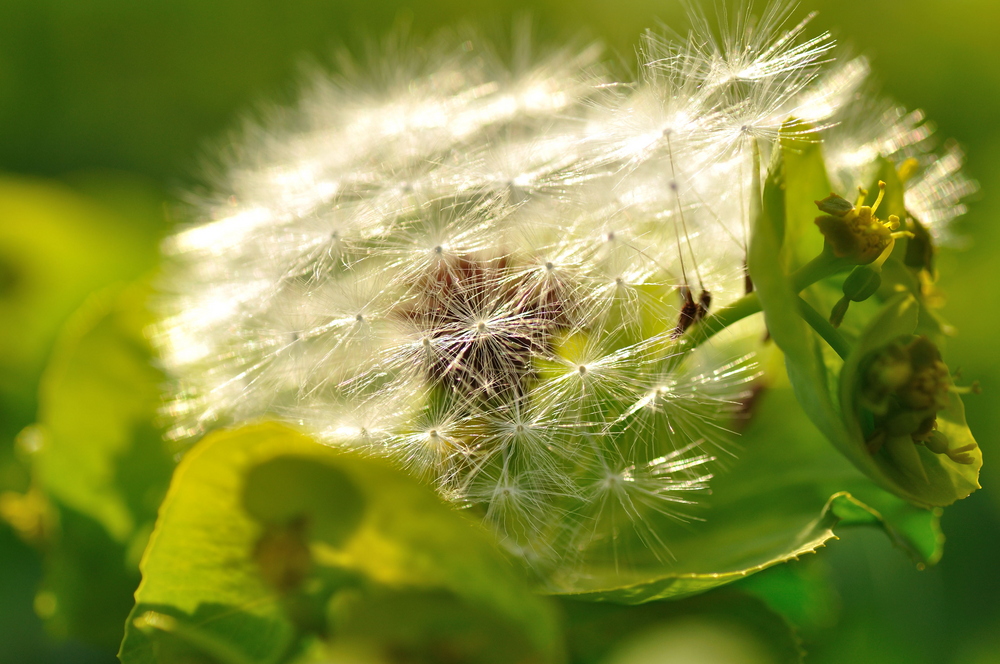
[861,336,975,465]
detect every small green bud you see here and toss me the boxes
[860,341,911,415]
[896,337,950,412]
[860,335,974,464]
[842,265,883,302]
[904,216,935,274]
[829,264,884,327]
[815,192,856,217]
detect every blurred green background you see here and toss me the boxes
[1,0,997,662]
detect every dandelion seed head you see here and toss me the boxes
[156,4,974,572]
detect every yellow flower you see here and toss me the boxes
[814,181,906,264]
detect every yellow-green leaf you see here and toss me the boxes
[120,423,562,664]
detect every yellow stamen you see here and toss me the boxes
[873,237,896,269]
[871,180,887,213]
[855,187,868,208]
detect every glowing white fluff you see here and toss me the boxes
[156,3,974,571]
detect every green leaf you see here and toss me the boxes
[546,381,941,603]
[780,126,832,269]
[32,504,146,649]
[735,558,838,634]
[120,422,562,664]
[866,157,952,342]
[13,284,175,649]
[36,285,174,544]
[748,132,849,451]
[561,590,803,664]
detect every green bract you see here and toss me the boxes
[840,297,981,506]
[749,123,982,509]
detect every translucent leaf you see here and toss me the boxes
[17,284,175,648]
[35,285,173,544]
[119,423,562,664]
[781,127,832,269]
[546,382,941,602]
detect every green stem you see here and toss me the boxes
[682,251,851,349]
[683,136,767,349]
[749,138,762,244]
[682,291,761,348]
[795,296,853,360]
[790,251,850,292]
[680,136,851,352]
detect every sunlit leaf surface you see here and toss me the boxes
[120,423,562,664]
[547,379,941,602]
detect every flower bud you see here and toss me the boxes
[829,264,883,327]
[903,216,935,275]
[860,336,973,464]
[860,340,912,416]
[842,265,883,302]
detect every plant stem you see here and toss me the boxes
[795,296,852,360]
[749,137,762,246]
[790,252,850,292]
[682,251,850,349]
[682,291,762,348]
